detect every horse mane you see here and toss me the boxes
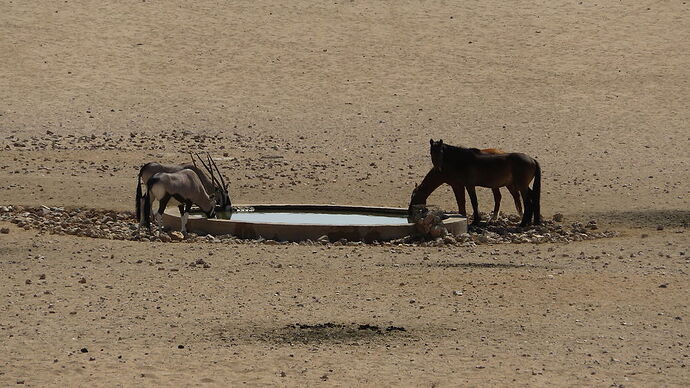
[439,142,477,156]
[436,142,476,153]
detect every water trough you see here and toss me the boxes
[162,204,467,242]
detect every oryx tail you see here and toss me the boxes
[142,174,159,229]
[135,162,154,221]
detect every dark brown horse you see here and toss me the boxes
[409,148,523,221]
[413,139,541,227]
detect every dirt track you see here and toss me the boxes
[1,1,688,386]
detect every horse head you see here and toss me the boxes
[430,138,444,171]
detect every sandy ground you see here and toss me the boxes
[1,0,688,386]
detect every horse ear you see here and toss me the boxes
[430,138,433,146]
[439,139,443,145]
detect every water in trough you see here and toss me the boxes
[212,209,411,226]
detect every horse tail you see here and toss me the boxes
[143,175,157,229]
[532,160,542,224]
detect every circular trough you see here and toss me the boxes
[162,204,467,242]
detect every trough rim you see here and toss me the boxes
[162,203,468,241]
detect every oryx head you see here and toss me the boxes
[213,183,231,209]
[193,152,232,210]
[205,199,217,219]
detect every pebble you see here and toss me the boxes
[0,227,9,234]
[0,206,616,246]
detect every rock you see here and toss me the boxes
[169,231,184,241]
[78,277,86,284]
[317,235,330,244]
[552,213,564,222]
[0,227,9,234]
[429,225,447,238]
[452,290,463,296]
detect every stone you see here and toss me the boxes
[170,231,184,241]
[0,227,9,234]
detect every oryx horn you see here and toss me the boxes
[207,152,227,189]
[190,152,198,168]
[194,152,217,185]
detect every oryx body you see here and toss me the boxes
[142,169,217,234]
[135,161,230,223]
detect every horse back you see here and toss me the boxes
[459,152,537,187]
[480,148,506,155]
[505,152,539,181]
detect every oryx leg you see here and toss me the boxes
[178,201,193,235]
[155,194,171,232]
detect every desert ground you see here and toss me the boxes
[1,1,688,386]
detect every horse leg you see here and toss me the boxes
[466,186,481,225]
[490,188,501,221]
[451,182,467,216]
[507,185,523,217]
[519,188,533,227]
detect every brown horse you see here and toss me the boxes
[417,139,541,227]
[409,148,523,221]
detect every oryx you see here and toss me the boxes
[135,153,231,224]
[142,169,217,234]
